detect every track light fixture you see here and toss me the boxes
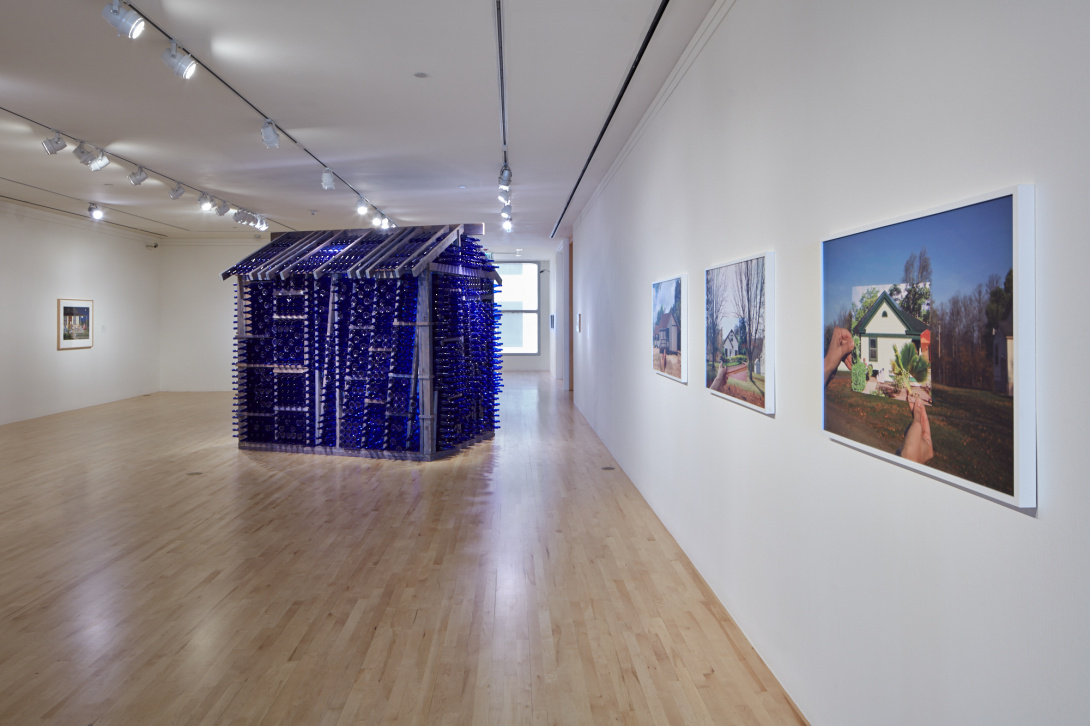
[371,213,382,227]
[215,200,231,216]
[168,182,185,200]
[87,151,110,171]
[502,219,513,232]
[260,119,279,149]
[162,40,197,80]
[102,1,145,39]
[498,188,511,205]
[198,193,213,211]
[381,217,390,230]
[42,131,67,155]
[128,166,148,185]
[321,168,335,190]
[72,142,96,165]
[498,164,512,190]
[356,196,369,215]
[500,203,511,219]
[88,203,104,220]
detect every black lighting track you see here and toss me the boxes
[550,0,671,238]
[496,0,509,161]
[128,2,388,218]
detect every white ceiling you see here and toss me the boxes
[0,0,714,259]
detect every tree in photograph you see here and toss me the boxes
[730,257,766,381]
[901,248,933,323]
[930,273,1008,390]
[851,287,882,330]
[705,270,730,367]
[983,269,1013,356]
[671,279,682,343]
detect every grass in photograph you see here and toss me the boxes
[825,372,1014,494]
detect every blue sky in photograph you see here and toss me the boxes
[652,277,679,322]
[823,195,1013,322]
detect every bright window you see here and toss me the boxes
[495,262,539,355]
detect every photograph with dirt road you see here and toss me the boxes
[652,275,686,382]
[823,194,1018,495]
[705,254,770,411]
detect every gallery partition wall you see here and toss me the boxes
[571,0,1090,725]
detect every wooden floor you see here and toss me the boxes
[0,373,806,725]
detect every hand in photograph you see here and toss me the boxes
[899,395,934,465]
[823,326,855,386]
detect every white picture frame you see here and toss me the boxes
[651,274,687,383]
[821,185,1035,509]
[58,299,93,350]
[704,251,776,414]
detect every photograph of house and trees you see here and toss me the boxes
[822,195,1018,495]
[652,276,684,381]
[705,255,768,410]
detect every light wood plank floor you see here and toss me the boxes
[0,373,806,725]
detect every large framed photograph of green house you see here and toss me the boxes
[652,274,686,383]
[704,252,775,414]
[822,186,1036,508]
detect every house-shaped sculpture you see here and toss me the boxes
[853,291,929,384]
[222,224,502,461]
[654,312,680,354]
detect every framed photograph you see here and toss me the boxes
[58,299,93,350]
[705,252,775,414]
[652,274,687,383]
[822,186,1035,508]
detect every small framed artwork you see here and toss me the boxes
[821,186,1035,509]
[705,252,775,414]
[652,274,687,383]
[58,299,93,350]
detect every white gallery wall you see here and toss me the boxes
[157,237,263,391]
[572,1,1089,724]
[0,200,162,426]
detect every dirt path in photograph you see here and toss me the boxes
[709,365,764,406]
[653,350,682,379]
[710,364,749,392]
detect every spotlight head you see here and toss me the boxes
[371,214,382,227]
[498,189,511,205]
[88,203,104,220]
[72,142,96,165]
[500,203,511,219]
[233,210,247,223]
[381,217,390,229]
[260,119,279,149]
[162,41,197,79]
[168,182,185,200]
[498,164,512,190]
[198,193,213,211]
[356,196,368,215]
[255,216,269,232]
[128,166,148,185]
[502,219,513,232]
[87,151,110,172]
[102,2,145,39]
[215,200,231,216]
[321,168,335,190]
[42,132,67,155]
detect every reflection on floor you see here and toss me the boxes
[0,372,806,725]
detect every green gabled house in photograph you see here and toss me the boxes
[853,291,929,385]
